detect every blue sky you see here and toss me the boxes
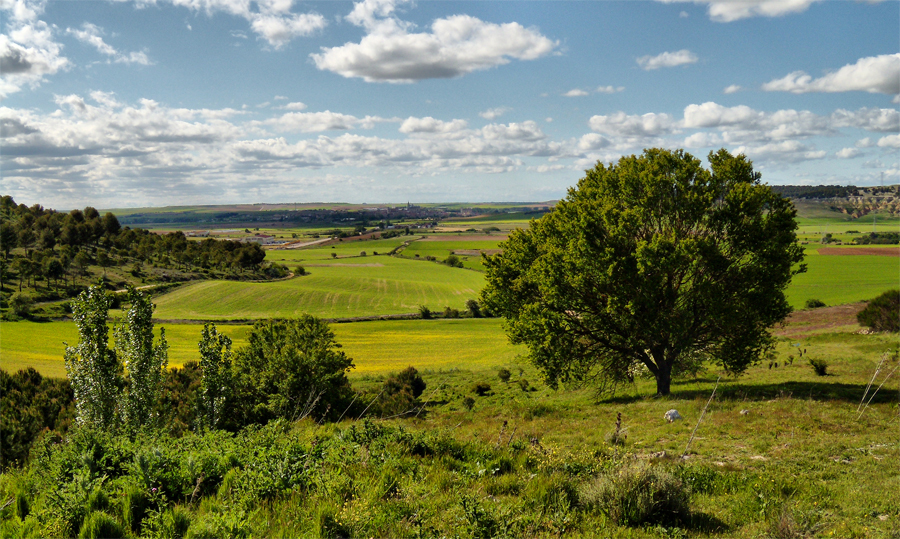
[1,0,898,209]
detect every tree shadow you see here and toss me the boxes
[601,380,894,405]
[687,511,730,535]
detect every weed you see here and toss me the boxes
[78,511,125,539]
[808,358,829,376]
[580,463,690,527]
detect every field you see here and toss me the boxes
[787,249,899,308]
[150,255,483,320]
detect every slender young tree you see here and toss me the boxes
[64,284,122,429]
[116,286,168,430]
[197,323,232,430]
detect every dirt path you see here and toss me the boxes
[774,302,866,339]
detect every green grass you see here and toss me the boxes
[787,252,899,309]
[265,237,412,262]
[398,239,504,271]
[0,319,520,379]
[150,256,483,320]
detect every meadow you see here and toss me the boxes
[150,255,483,320]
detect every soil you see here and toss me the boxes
[774,302,866,339]
[421,234,507,242]
[817,247,900,256]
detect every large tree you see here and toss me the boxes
[481,148,805,396]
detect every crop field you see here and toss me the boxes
[398,238,505,271]
[265,236,413,262]
[787,249,899,309]
[150,256,483,320]
[0,319,521,379]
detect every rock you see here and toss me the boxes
[664,409,682,423]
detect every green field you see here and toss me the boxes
[149,255,483,320]
[788,251,899,308]
[0,319,521,379]
[264,236,412,262]
[397,238,504,271]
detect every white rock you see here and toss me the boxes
[664,409,682,423]
[740,409,750,416]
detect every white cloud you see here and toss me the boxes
[831,107,900,133]
[0,0,69,98]
[723,84,742,94]
[856,137,874,148]
[67,23,154,65]
[731,140,826,163]
[479,107,510,120]
[589,112,677,137]
[399,116,467,134]
[877,134,900,149]
[683,131,722,148]
[835,147,860,159]
[282,101,307,111]
[596,85,624,94]
[564,89,589,97]
[263,110,391,132]
[762,54,900,95]
[578,133,609,151]
[636,49,697,70]
[139,0,326,48]
[657,0,822,22]
[310,0,558,82]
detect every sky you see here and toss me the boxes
[0,0,898,209]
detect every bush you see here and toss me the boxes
[857,290,899,332]
[377,367,427,417]
[472,382,491,396]
[580,464,690,527]
[78,512,125,539]
[294,265,307,276]
[418,305,432,319]
[809,358,828,376]
[466,299,482,318]
[804,298,826,309]
[443,307,460,319]
[9,292,33,317]
[497,368,511,383]
[462,397,475,411]
[230,316,355,426]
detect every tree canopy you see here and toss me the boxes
[481,148,805,396]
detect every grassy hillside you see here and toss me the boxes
[150,255,483,320]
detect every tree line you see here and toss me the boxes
[0,196,271,317]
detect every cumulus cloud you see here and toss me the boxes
[656,0,822,22]
[835,147,860,159]
[877,134,900,149]
[399,116,468,135]
[263,110,392,132]
[310,0,558,82]
[66,23,152,65]
[731,140,826,163]
[282,101,307,111]
[636,49,697,70]
[0,0,69,98]
[138,0,326,48]
[831,107,900,133]
[723,84,742,94]
[563,88,589,97]
[589,112,677,137]
[479,107,510,120]
[762,54,900,95]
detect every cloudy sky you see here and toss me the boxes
[1,0,898,209]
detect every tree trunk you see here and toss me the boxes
[655,359,673,396]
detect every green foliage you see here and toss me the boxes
[472,382,491,396]
[0,368,73,468]
[78,511,125,539]
[8,292,33,317]
[497,368,511,383]
[580,463,690,527]
[418,305,432,319]
[117,286,169,430]
[64,284,121,429]
[231,316,354,425]
[804,298,826,309]
[856,289,899,332]
[481,148,805,396]
[808,358,829,376]
[197,324,232,430]
[466,298,482,318]
[376,366,427,417]
[462,397,475,411]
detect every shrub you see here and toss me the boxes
[462,397,475,411]
[418,306,432,319]
[466,299,482,318]
[294,265,307,276]
[230,316,355,425]
[443,307,460,319]
[804,298,826,309]
[580,464,690,527]
[516,379,530,391]
[472,382,491,396]
[497,368,511,383]
[9,292,33,317]
[809,358,828,376]
[857,290,899,332]
[78,512,125,539]
[360,251,366,256]
[377,367,427,417]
